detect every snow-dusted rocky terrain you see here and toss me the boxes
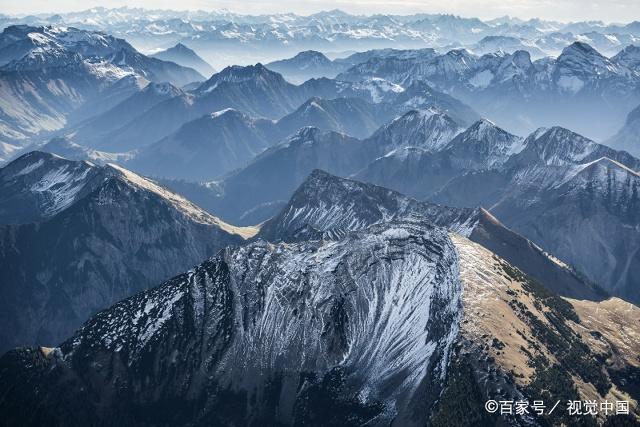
[1,7,640,425]
[0,25,203,146]
[0,151,254,352]
[0,216,637,425]
[3,8,640,67]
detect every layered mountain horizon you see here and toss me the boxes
[1,168,638,425]
[1,8,640,425]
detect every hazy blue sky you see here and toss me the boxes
[4,0,640,23]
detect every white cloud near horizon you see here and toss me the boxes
[3,0,640,24]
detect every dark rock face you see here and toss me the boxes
[0,152,245,352]
[0,220,462,427]
[258,169,479,242]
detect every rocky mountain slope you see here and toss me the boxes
[259,169,605,301]
[4,8,640,66]
[0,218,636,426]
[0,219,463,426]
[151,42,215,78]
[0,25,203,145]
[0,151,254,352]
[431,126,640,303]
[338,42,640,139]
[608,103,640,158]
[266,50,346,83]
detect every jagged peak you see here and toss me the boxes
[443,48,475,59]
[142,81,182,96]
[292,169,355,195]
[3,149,100,179]
[524,126,597,165]
[399,108,441,120]
[306,168,335,181]
[557,41,611,69]
[197,63,285,93]
[509,49,533,68]
[387,108,453,128]
[446,119,525,163]
[13,149,60,161]
[529,126,591,145]
[218,62,271,77]
[461,118,510,139]
[368,108,462,153]
[560,41,602,58]
[170,42,194,53]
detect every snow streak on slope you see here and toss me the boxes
[259,169,480,242]
[29,160,94,216]
[58,220,462,424]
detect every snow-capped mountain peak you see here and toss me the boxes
[0,151,100,222]
[554,41,627,92]
[197,63,284,93]
[612,44,640,69]
[445,119,525,168]
[0,151,255,237]
[368,108,463,153]
[524,126,597,166]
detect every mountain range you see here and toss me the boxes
[3,7,640,68]
[0,25,203,146]
[128,97,394,181]
[67,63,390,152]
[0,198,637,425]
[0,151,254,352]
[1,11,640,425]
[166,116,640,304]
[259,169,605,302]
[31,61,478,179]
[337,41,640,139]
